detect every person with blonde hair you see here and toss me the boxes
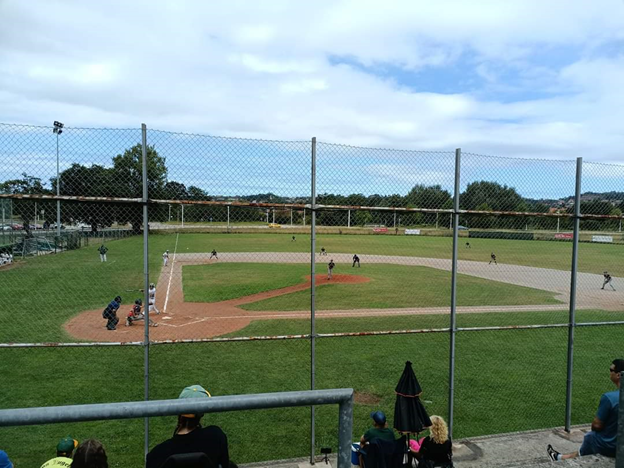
[411,415,453,467]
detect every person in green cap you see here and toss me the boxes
[146,384,230,468]
[40,436,78,467]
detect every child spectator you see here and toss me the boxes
[71,439,108,468]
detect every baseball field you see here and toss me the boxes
[0,232,622,466]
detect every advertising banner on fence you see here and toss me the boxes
[373,227,388,233]
[554,233,573,240]
[405,229,421,235]
[592,235,613,243]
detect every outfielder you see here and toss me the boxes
[327,259,335,280]
[210,249,218,260]
[126,299,158,327]
[148,283,160,315]
[163,250,169,266]
[98,244,108,262]
[102,296,121,331]
[602,271,616,291]
[352,254,360,267]
[320,247,327,256]
[489,253,497,265]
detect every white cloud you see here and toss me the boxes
[0,0,623,168]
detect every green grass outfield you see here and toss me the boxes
[183,263,559,309]
[0,314,622,466]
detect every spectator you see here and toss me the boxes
[146,384,229,468]
[0,450,13,468]
[71,439,108,468]
[41,436,78,467]
[358,410,395,466]
[548,358,623,461]
[410,415,453,467]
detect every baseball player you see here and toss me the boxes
[352,254,360,268]
[148,283,160,315]
[125,299,158,327]
[327,259,335,280]
[489,253,497,265]
[162,250,169,267]
[102,296,121,330]
[210,249,218,260]
[602,271,616,291]
[465,242,471,249]
[98,244,108,262]
[320,247,327,256]
[292,235,296,242]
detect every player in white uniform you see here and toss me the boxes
[148,283,160,315]
[163,250,169,266]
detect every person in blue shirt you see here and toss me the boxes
[548,358,623,460]
[102,296,121,331]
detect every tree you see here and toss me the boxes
[406,184,451,225]
[0,173,49,234]
[112,144,167,233]
[55,163,116,227]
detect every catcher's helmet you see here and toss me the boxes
[135,299,142,305]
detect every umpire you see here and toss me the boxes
[102,296,121,331]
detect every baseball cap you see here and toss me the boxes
[57,436,78,454]
[370,410,386,425]
[0,450,13,468]
[179,384,211,418]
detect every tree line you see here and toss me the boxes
[1,145,622,233]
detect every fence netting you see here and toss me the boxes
[0,122,622,466]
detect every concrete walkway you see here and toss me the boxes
[238,426,614,468]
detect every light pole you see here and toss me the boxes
[53,121,64,239]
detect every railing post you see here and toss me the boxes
[338,395,354,468]
[565,157,582,432]
[310,136,317,464]
[141,123,151,460]
[616,371,623,468]
[448,148,461,438]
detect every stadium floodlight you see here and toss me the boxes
[53,121,65,238]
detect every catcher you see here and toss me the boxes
[125,299,158,327]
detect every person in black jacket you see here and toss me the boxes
[146,385,229,468]
[411,415,452,467]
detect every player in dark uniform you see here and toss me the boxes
[102,296,121,330]
[320,247,327,256]
[489,253,497,265]
[327,259,335,279]
[352,254,360,267]
[292,235,296,242]
[126,299,157,327]
[465,242,471,249]
[209,249,218,260]
[602,271,616,291]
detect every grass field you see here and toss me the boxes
[0,316,622,466]
[183,263,559,309]
[0,232,622,465]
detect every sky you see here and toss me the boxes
[1,0,623,198]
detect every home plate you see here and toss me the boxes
[162,316,173,320]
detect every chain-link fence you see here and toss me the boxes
[0,122,623,466]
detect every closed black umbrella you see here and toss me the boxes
[393,361,431,434]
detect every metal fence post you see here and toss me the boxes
[565,157,582,432]
[310,137,317,464]
[616,371,623,468]
[338,395,354,468]
[448,148,461,438]
[141,123,151,460]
